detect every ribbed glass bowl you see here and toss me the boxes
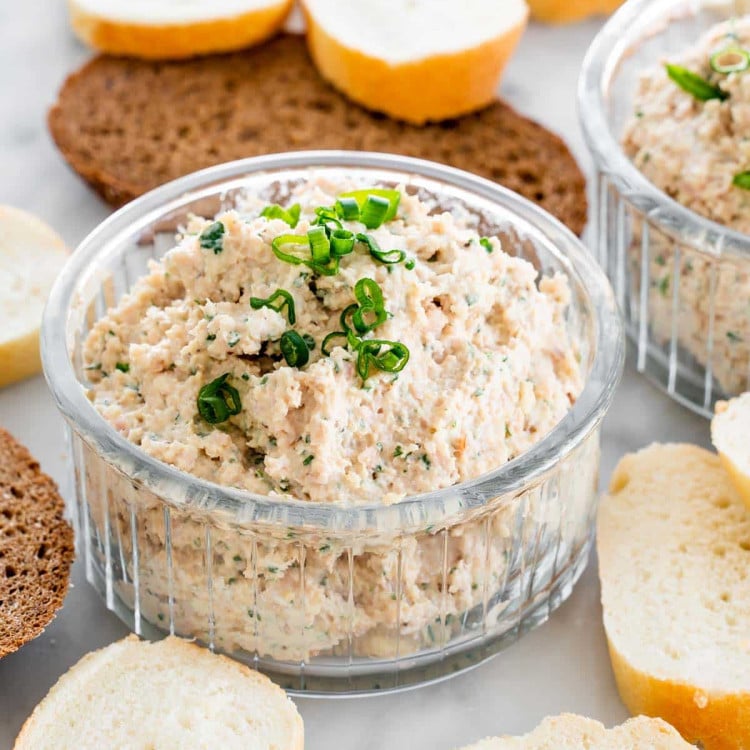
[42,151,623,695]
[579,0,750,417]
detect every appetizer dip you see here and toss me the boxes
[82,177,586,659]
[84,178,581,506]
[622,18,750,395]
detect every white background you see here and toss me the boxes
[0,5,711,748]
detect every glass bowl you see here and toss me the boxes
[41,151,623,695]
[579,0,750,418]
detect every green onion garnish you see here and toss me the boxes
[115,362,130,373]
[352,278,387,334]
[710,47,750,74]
[197,374,242,424]
[280,330,310,368]
[665,63,728,101]
[302,333,316,351]
[479,237,493,253]
[199,221,226,254]
[322,331,348,356]
[260,203,301,228]
[308,226,331,265]
[355,339,410,382]
[271,234,340,276]
[313,206,343,232]
[334,196,360,221]
[732,171,750,190]
[330,229,355,257]
[356,233,406,265]
[359,195,391,229]
[405,259,415,270]
[250,289,296,324]
[337,188,400,227]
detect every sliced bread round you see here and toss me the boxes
[0,206,69,389]
[14,635,304,750]
[0,428,74,658]
[598,443,750,750]
[301,0,528,124]
[459,714,694,749]
[68,0,294,59]
[712,393,750,513]
[47,36,587,235]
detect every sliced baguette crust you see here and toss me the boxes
[302,2,527,124]
[712,394,750,513]
[459,713,693,749]
[14,635,304,750]
[598,443,750,750]
[69,0,293,59]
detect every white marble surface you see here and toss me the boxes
[0,4,712,748]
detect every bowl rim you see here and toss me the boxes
[42,150,624,529]
[578,0,750,257]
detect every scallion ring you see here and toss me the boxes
[330,229,355,256]
[334,196,360,221]
[313,207,343,232]
[260,203,301,228]
[733,171,750,190]
[271,234,310,265]
[337,188,400,226]
[308,226,331,265]
[710,46,750,74]
[280,330,310,368]
[350,278,387,334]
[250,289,296,325]
[197,374,242,424]
[359,195,391,229]
[322,331,348,356]
[356,339,410,382]
[664,63,728,101]
[356,233,406,265]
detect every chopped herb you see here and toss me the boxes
[199,221,226,254]
[260,203,301,228]
[420,453,431,469]
[465,293,479,306]
[279,330,310,368]
[727,331,743,343]
[115,362,129,373]
[732,171,750,190]
[664,63,728,102]
[233,554,242,562]
[303,454,315,466]
[393,446,404,458]
[206,333,216,341]
[197,373,242,424]
[655,254,666,266]
[319,544,331,553]
[227,331,241,347]
[479,237,493,253]
[658,275,670,297]
[267,566,279,574]
[250,289,296,324]
[241,373,250,381]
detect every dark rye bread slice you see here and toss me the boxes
[48,35,587,234]
[0,429,74,658]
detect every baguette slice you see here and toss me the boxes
[0,206,69,389]
[598,444,750,750]
[459,714,693,749]
[14,635,304,750]
[68,0,293,59]
[712,393,750,513]
[526,0,623,23]
[301,0,528,124]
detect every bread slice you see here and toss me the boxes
[598,443,750,750]
[68,0,293,59]
[47,36,587,235]
[0,428,74,658]
[0,205,69,389]
[458,713,693,749]
[712,393,750,513]
[526,0,623,23]
[301,0,528,124]
[14,635,304,749]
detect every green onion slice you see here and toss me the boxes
[356,233,406,265]
[250,289,296,324]
[302,333,316,351]
[359,195,391,229]
[334,196,360,221]
[197,374,242,424]
[733,171,750,190]
[199,221,225,254]
[271,234,310,265]
[351,278,387,334]
[322,331,348,356]
[115,362,130,373]
[479,237,493,253]
[280,330,310,368]
[330,229,355,256]
[710,46,750,74]
[338,189,400,225]
[313,206,343,232]
[664,63,728,101]
[356,339,410,382]
[308,226,331,265]
[260,203,301,228]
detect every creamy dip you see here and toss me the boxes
[84,177,581,505]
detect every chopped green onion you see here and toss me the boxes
[337,188,400,225]
[710,47,750,74]
[115,362,130,373]
[312,207,343,231]
[303,454,315,466]
[197,374,242,424]
[334,197,360,221]
[308,226,331,265]
[271,234,310,265]
[479,237,493,253]
[322,331,348,356]
[356,339,410,382]
[250,289,296,325]
[356,233,406,265]
[260,203,301,228]
[351,278,387,334]
[732,171,750,190]
[199,221,225,254]
[280,330,310,368]
[664,63,728,101]
[405,259,415,270]
[330,229,355,256]
[302,333,316,351]
[339,303,359,333]
[359,195,391,229]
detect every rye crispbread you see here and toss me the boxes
[48,35,587,234]
[0,429,74,658]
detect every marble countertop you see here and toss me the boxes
[0,4,712,748]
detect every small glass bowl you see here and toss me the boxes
[42,151,623,695]
[579,0,750,418]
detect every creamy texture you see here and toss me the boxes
[622,19,750,396]
[84,178,581,506]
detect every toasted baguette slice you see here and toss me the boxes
[14,635,304,750]
[0,206,69,389]
[301,0,528,124]
[68,0,293,59]
[712,393,750,513]
[598,444,750,750]
[526,0,623,23]
[459,714,693,749]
